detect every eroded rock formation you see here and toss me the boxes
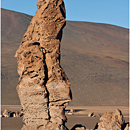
[15,0,72,129]
[96,109,125,130]
[3,109,11,118]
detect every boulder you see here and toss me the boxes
[3,109,11,118]
[71,124,86,130]
[88,111,94,117]
[96,109,125,130]
[15,111,20,117]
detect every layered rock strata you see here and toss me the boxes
[15,0,72,129]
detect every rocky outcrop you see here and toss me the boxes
[3,109,11,117]
[96,109,125,130]
[15,0,72,129]
[2,109,23,118]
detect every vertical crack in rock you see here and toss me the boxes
[42,51,51,121]
[15,0,72,129]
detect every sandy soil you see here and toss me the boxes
[1,105,129,130]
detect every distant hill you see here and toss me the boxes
[1,8,129,106]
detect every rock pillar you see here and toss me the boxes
[15,0,72,129]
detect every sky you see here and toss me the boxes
[1,0,129,28]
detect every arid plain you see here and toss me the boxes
[1,105,129,130]
[1,8,129,129]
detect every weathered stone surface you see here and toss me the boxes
[13,113,16,117]
[96,109,125,130]
[3,109,11,117]
[124,124,129,130]
[88,111,94,117]
[71,124,86,130]
[67,109,74,115]
[15,0,71,129]
[15,111,20,117]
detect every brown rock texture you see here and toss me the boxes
[96,109,125,130]
[124,124,129,130]
[3,109,11,117]
[15,0,71,129]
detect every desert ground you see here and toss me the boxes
[1,105,129,130]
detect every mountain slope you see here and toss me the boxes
[1,8,129,106]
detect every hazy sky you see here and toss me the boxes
[1,0,129,28]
